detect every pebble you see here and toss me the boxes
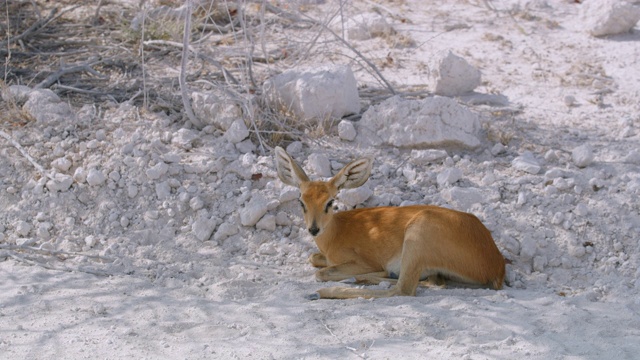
[275,211,292,226]
[240,196,269,227]
[146,162,169,180]
[256,214,277,231]
[512,152,541,174]
[190,196,205,211]
[155,181,171,200]
[85,235,97,247]
[563,95,576,107]
[572,144,594,168]
[307,153,332,177]
[441,186,484,210]
[73,167,87,183]
[490,143,506,156]
[16,221,32,237]
[225,119,249,144]
[338,120,357,141]
[86,169,106,186]
[127,184,138,198]
[192,216,217,241]
[46,174,73,192]
[279,189,299,203]
[410,150,448,166]
[86,139,99,149]
[96,129,107,141]
[51,157,72,172]
[213,222,239,241]
[340,186,373,207]
[437,167,462,186]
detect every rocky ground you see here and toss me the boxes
[1,0,640,359]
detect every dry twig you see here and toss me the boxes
[179,0,204,129]
[35,58,106,89]
[0,130,54,181]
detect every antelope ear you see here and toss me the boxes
[274,146,310,188]
[330,158,372,190]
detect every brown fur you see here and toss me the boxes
[274,147,505,299]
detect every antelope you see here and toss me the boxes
[274,147,506,300]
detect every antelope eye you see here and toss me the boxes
[324,199,334,213]
[298,199,307,213]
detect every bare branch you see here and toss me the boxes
[0,130,54,181]
[180,0,204,129]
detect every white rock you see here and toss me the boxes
[437,168,463,186]
[572,144,594,168]
[96,129,107,141]
[410,149,449,165]
[16,238,36,246]
[481,172,496,186]
[214,222,239,241]
[519,236,537,260]
[286,141,303,155]
[512,152,541,174]
[155,181,171,200]
[171,128,198,150]
[429,50,481,96]
[357,96,481,149]
[491,143,506,156]
[307,153,332,177]
[191,90,243,130]
[192,215,218,241]
[441,186,484,210]
[109,170,121,182]
[86,169,106,186]
[22,89,76,124]
[262,65,360,122]
[275,211,292,226]
[623,149,640,164]
[240,196,269,226]
[338,120,357,141]
[256,214,277,231]
[146,162,169,180]
[564,95,576,107]
[569,243,586,258]
[4,85,31,103]
[16,221,32,237]
[86,140,99,149]
[279,188,299,203]
[51,157,72,172]
[46,174,73,192]
[73,167,87,183]
[339,186,373,208]
[575,203,589,216]
[533,256,547,272]
[582,0,640,37]
[189,196,204,211]
[258,243,277,255]
[225,118,250,144]
[335,13,394,40]
[85,235,97,248]
[127,184,138,198]
[235,139,256,154]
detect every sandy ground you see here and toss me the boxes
[1,0,640,359]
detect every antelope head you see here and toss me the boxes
[274,147,372,237]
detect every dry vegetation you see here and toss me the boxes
[1,0,421,149]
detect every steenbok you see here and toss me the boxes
[274,147,505,300]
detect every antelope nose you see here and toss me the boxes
[309,225,320,236]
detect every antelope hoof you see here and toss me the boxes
[305,292,321,301]
[339,277,357,284]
